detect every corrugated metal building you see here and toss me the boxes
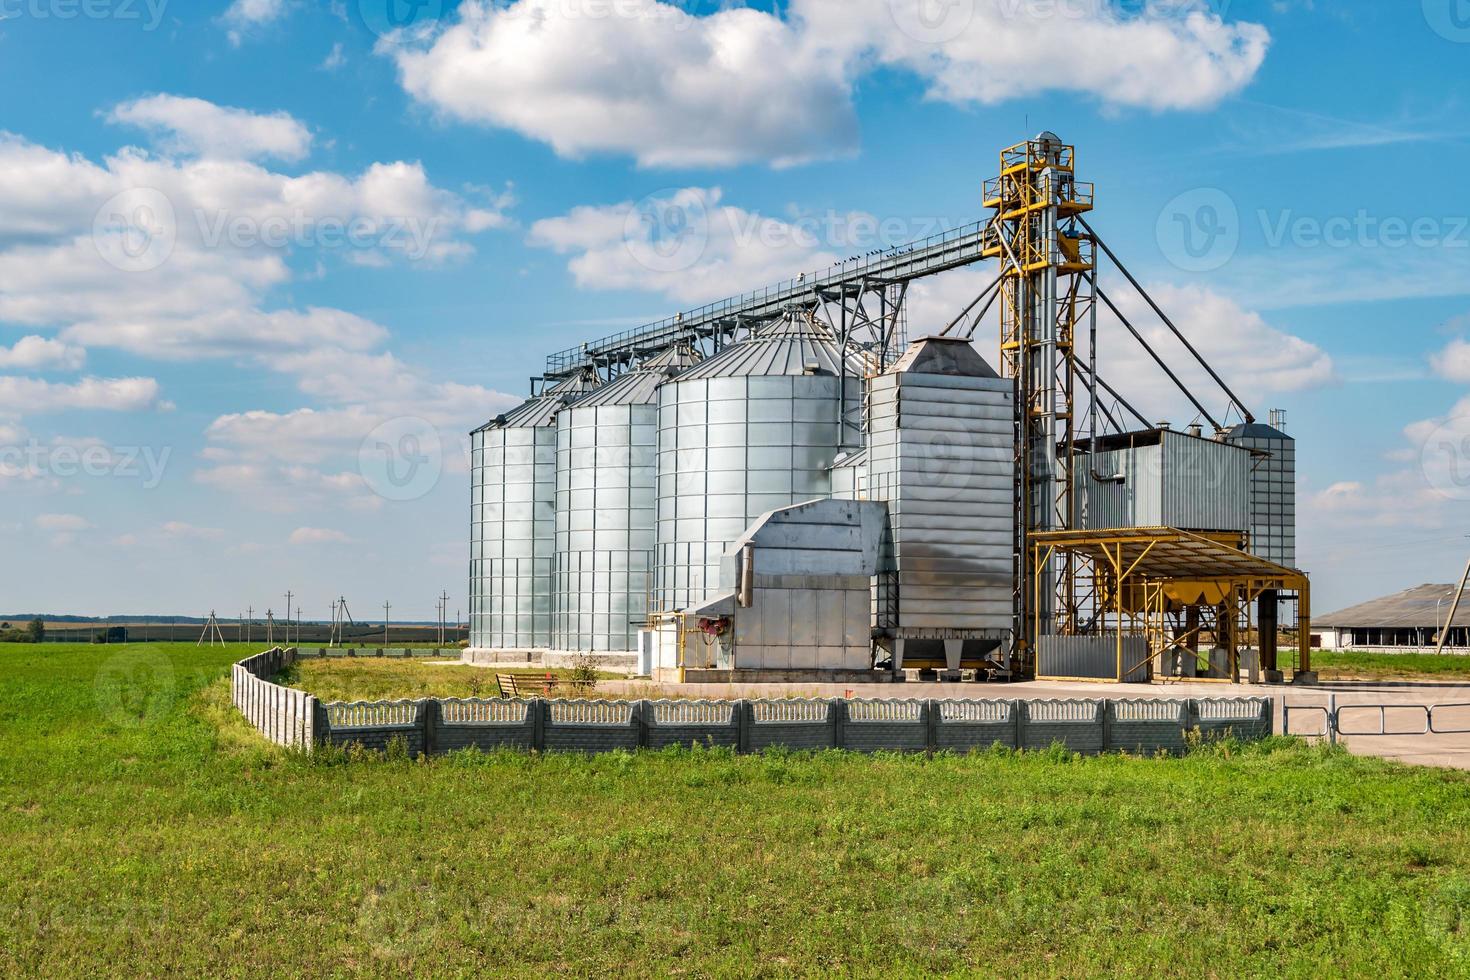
[1074,427,1251,534]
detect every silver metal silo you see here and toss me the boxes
[470,369,598,650]
[1225,417,1296,568]
[654,314,864,613]
[553,344,701,652]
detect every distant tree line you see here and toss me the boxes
[0,618,45,643]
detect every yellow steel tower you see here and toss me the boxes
[983,133,1096,668]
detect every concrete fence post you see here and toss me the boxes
[831,699,845,749]
[1327,693,1338,746]
[637,700,651,748]
[1015,700,1028,750]
[1186,698,1200,736]
[532,698,547,751]
[1100,699,1112,753]
[926,699,939,755]
[737,700,751,754]
[423,699,439,757]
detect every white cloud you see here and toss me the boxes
[0,126,509,365]
[288,526,353,545]
[528,187,841,304]
[800,0,1270,112]
[389,0,1269,168]
[36,512,91,531]
[109,95,313,163]
[222,0,289,44]
[160,521,225,540]
[0,336,85,371]
[1432,337,1470,383]
[0,376,165,415]
[322,42,347,71]
[391,1,857,169]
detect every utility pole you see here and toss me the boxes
[294,605,302,646]
[383,601,390,648]
[1438,554,1470,654]
[283,591,293,647]
[265,608,274,646]
[438,590,450,647]
[246,606,253,645]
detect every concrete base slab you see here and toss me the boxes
[1292,670,1320,685]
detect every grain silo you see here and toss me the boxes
[470,368,599,650]
[654,314,864,613]
[552,344,701,653]
[866,336,1015,672]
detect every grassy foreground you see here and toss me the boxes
[4,644,1470,976]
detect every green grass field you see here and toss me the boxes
[5,643,1470,976]
[287,657,611,702]
[1315,651,1470,681]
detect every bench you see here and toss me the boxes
[496,673,589,699]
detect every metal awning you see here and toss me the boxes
[1030,526,1306,588]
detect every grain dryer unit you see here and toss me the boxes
[866,336,1016,675]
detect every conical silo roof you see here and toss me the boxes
[887,335,1000,378]
[674,314,863,380]
[572,343,702,408]
[473,366,601,432]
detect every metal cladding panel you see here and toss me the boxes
[868,370,1015,631]
[1160,432,1251,533]
[1037,634,1150,682]
[654,372,862,612]
[1226,426,1296,568]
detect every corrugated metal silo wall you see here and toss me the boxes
[553,402,656,652]
[1228,434,1296,567]
[470,426,557,649]
[867,372,1014,631]
[654,374,862,612]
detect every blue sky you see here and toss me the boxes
[0,0,1467,619]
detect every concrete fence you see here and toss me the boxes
[311,694,1274,757]
[231,648,318,749]
[229,650,1273,757]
